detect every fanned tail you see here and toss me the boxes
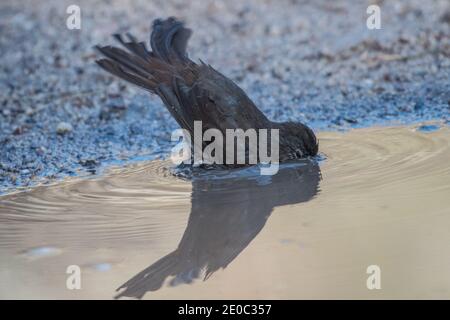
[95,17,192,93]
[95,17,196,130]
[150,17,192,63]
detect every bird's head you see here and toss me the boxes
[277,121,319,159]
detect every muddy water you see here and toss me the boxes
[0,124,449,299]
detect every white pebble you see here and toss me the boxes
[56,122,73,134]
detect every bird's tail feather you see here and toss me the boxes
[150,17,192,63]
[95,17,192,93]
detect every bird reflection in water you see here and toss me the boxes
[115,159,321,299]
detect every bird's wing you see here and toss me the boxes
[186,63,271,132]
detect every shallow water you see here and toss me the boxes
[1,124,450,299]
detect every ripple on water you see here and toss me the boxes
[0,124,449,251]
[321,124,450,197]
[0,160,192,247]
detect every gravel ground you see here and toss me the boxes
[0,0,449,193]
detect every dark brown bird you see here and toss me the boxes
[96,17,318,163]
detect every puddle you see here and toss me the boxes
[416,124,440,133]
[0,124,449,299]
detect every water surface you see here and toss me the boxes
[1,124,449,299]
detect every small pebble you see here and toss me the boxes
[56,122,73,135]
